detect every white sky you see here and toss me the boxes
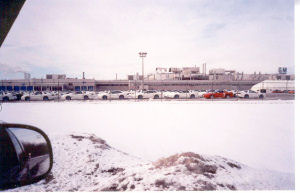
[0,0,294,79]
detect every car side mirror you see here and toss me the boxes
[0,123,53,190]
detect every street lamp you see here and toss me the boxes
[139,52,147,90]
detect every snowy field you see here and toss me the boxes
[0,100,294,176]
[5,133,293,191]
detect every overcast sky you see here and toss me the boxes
[0,0,294,79]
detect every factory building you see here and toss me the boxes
[208,68,294,81]
[138,65,294,82]
[1,75,262,91]
[142,65,209,81]
[0,67,294,92]
[0,74,96,92]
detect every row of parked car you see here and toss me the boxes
[0,89,270,102]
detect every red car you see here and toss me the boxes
[288,90,295,94]
[272,90,283,93]
[203,90,234,99]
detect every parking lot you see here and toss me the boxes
[0,89,295,102]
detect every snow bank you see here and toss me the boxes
[6,134,294,191]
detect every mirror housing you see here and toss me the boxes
[0,123,53,190]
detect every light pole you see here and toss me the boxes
[139,52,147,90]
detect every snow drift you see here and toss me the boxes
[7,133,294,191]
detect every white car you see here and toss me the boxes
[85,91,99,100]
[21,92,42,101]
[188,90,200,99]
[127,90,161,99]
[163,90,178,99]
[196,90,208,98]
[98,90,127,100]
[21,91,57,101]
[0,92,17,101]
[61,91,90,100]
[46,92,60,100]
[236,90,265,99]
[228,90,239,97]
[164,90,197,99]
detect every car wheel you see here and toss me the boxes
[102,95,108,100]
[119,95,124,100]
[138,95,143,99]
[3,96,9,101]
[190,94,195,99]
[259,94,264,99]
[174,95,179,99]
[154,95,159,99]
[209,95,213,99]
[43,96,49,101]
[225,95,230,98]
[66,96,71,100]
[244,95,249,99]
[84,95,89,100]
[25,96,30,101]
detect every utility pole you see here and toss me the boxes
[139,52,147,90]
[82,72,85,92]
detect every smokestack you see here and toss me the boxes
[202,63,206,75]
[83,72,85,79]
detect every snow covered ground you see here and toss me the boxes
[0,100,295,190]
[6,133,294,191]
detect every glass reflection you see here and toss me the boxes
[7,128,50,179]
[8,128,49,157]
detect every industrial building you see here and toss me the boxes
[130,64,209,81]
[0,74,96,92]
[128,65,294,82]
[0,66,294,92]
[208,69,294,81]
[0,77,285,92]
